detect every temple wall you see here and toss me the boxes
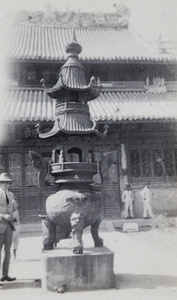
[0,122,177,220]
[96,123,177,218]
[133,186,177,218]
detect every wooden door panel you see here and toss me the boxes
[24,188,40,211]
[100,150,121,217]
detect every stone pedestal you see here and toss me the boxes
[123,222,139,232]
[41,246,114,292]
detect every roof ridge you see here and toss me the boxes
[11,9,130,29]
[13,22,128,32]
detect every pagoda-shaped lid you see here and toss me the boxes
[46,29,100,100]
[38,29,107,139]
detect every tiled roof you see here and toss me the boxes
[2,89,177,122]
[3,89,55,122]
[6,24,177,62]
[89,91,177,121]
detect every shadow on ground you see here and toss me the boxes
[115,273,177,290]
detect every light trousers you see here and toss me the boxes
[125,201,134,218]
[143,201,153,218]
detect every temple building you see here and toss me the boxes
[1,8,177,222]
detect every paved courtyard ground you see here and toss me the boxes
[0,221,177,299]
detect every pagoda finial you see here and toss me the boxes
[72,28,77,42]
[65,29,82,55]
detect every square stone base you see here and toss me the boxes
[123,222,139,232]
[41,246,114,292]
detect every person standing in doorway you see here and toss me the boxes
[0,173,17,282]
[140,182,153,219]
[122,184,134,219]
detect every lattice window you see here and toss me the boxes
[130,150,141,178]
[0,154,5,173]
[152,149,163,177]
[130,146,177,180]
[25,153,39,186]
[142,149,152,177]
[9,153,22,187]
[164,150,175,176]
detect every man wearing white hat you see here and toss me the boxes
[0,173,17,282]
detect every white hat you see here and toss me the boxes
[0,173,12,182]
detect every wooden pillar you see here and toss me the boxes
[120,143,129,218]
[120,143,128,189]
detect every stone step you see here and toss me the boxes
[19,222,43,236]
[19,218,154,236]
[0,279,41,290]
[112,218,153,229]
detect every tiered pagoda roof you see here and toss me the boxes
[45,30,100,100]
[32,29,103,137]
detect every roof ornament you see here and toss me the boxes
[40,78,46,88]
[144,77,167,93]
[65,28,82,55]
[99,124,109,137]
[88,76,102,89]
[158,33,177,55]
[13,10,129,28]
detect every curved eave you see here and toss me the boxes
[39,128,104,139]
[8,56,177,64]
[96,117,177,123]
[46,86,99,101]
[25,120,100,138]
